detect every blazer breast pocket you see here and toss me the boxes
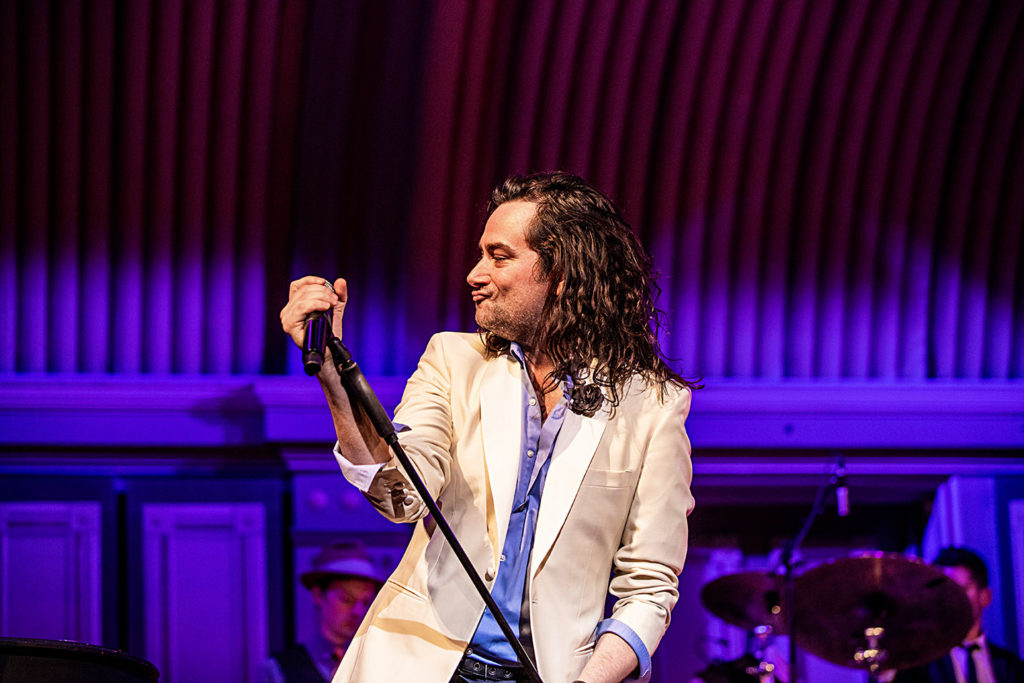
[580,468,634,488]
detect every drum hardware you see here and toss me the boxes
[852,626,887,673]
[791,553,972,674]
[746,625,777,683]
[700,576,785,682]
[700,553,973,681]
[697,459,973,681]
[699,572,787,635]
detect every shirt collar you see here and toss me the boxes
[508,341,527,367]
[508,342,574,397]
[962,633,987,649]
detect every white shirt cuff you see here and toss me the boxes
[333,442,386,492]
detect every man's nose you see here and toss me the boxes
[467,259,488,285]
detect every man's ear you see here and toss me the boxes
[980,586,992,609]
[311,586,325,608]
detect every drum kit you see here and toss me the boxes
[696,552,974,682]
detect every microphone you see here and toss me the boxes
[327,337,398,444]
[835,453,850,517]
[301,308,332,375]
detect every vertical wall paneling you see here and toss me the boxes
[1003,107,1024,378]
[973,1,1024,379]
[176,1,215,374]
[745,0,808,379]
[405,1,472,346]
[143,503,269,683]
[1009,500,1024,656]
[500,1,557,175]
[259,0,307,375]
[1,0,307,376]
[237,0,281,376]
[20,1,51,373]
[923,476,1008,646]
[1,0,1022,380]
[208,0,247,374]
[592,1,649,199]
[616,0,678,220]
[562,1,617,176]
[80,0,115,373]
[945,2,1008,380]
[0,502,101,643]
[113,0,150,374]
[53,0,84,373]
[824,0,896,379]
[690,0,745,378]
[354,1,431,376]
[442,1,500,334]
[930,5,988,378]
[776,0,834,378]
[644,0,715,372]
[147,0,185,374]
[720,0,775,378]
[529,0,587,175]
[0,0,17,373]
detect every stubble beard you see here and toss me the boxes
[476,301,542,349]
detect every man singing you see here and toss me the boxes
[280,172,696,682]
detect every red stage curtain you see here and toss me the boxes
[2,0,1021,380]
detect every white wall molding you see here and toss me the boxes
[0,502,102,643]
[143,503,268,683]
[0,376,1021,450]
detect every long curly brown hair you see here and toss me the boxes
[481,171,698,415]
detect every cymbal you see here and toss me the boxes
[792,552,972,671]
[700,571,787,634]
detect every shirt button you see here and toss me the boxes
[527,449,535,458]
[500,554,506,562]
[529,398,537,406]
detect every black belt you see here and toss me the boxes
[456,654,527,681]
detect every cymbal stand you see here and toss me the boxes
[746,625,776,683]
[854,626,888,681]
[775,452,848,683]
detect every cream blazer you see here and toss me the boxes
[334,332,693,682]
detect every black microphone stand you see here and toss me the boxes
[775,453,847,683]
[325,336,544,683]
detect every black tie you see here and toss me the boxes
[965,643,980,683]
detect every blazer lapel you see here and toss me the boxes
[479,357,523,556]
[530,408,607,577]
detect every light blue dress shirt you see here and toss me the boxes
[466,344,651,682]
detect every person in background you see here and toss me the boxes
[892,547,1024,683]
[261,541,384,683]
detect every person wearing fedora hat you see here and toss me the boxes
[260,541,384,683]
